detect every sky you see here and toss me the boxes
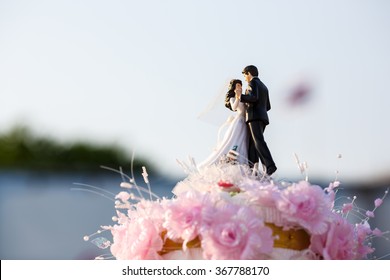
[1,0,390,182]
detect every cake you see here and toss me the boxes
[84,161,388,260]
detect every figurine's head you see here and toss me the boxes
[242,65,258,82]
[228,79,242,96]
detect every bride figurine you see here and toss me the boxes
[197,79,248,169]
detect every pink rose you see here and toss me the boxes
[200,203,273,259]
[163,190,212,248]
[310,214,373,259]
[110,199,165,260]
[244,183,281,208]
[110,217,163,260]
[277,181,332,234]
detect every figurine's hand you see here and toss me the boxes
[234,88,242,99]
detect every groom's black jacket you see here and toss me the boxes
[240,77,271,125]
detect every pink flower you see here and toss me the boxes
[163,191,211,248]
[244,183,281,208]
[131,200,165,228]
[310,214,358,259]
[110,217,163,260]
[355,223,374,258]
[342,203,353,214]
[374,198,383,208]
[110,199,165,260]
[366,210,375,218]
[276,181,332,234]
[109,222,128,259]
[200,203,273,259]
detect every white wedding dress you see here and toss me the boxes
[198,97,248,169]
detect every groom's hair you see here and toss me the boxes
[242,65,259,77]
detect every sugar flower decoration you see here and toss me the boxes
[201,203,273,259]
[310,214,358,260]
[110,217,163,260]
[163,190,211,249]
[276,181,332,234]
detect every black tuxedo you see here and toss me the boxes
[240,77,271,124]
[240,77,276,174]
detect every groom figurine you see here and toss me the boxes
[236,65,277,176]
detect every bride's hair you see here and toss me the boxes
[228,79,242,94]
[225,79,242,110]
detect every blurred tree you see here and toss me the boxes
[0,125,152,173]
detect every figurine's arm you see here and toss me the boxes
[230,97,240,111]
[240,89,259,103]
[240,82,259,103]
